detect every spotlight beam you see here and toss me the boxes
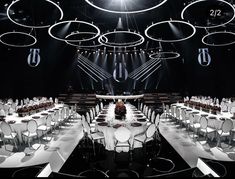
[78,54,112,78]
[78,56,109,79]
[141,64,162,82]
[129,58,158,78]
[77,64,98,82]
[129,53,160,78]
[135,59,161,81]
[77,60,103,81]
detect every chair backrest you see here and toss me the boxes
[175,107,180,119]
[146,124,156,138]
[0,121,12,136]
[151,111,155,123]
[46,114,52,127]
[96,104,99,114]
[155,114,160,127]
[189,113,194,125]
[143,105,146,113]
[181,109,186,121]
[100,102,103,110]
[221,119,233,133]
[145,106,148,116]
[114,127,131,143]
[53,111,59,122]
[89,109,93,120]
[27,120,38,133]
[0,109,6,116]
[92,107,96,118]
[166,105,170,113]
[170,105,174,117]
[65,107,70,118]
[83,120,91,135]
[147,108,152,119]
[86,112,91,124]
[200,116,208,129]
[60,108,65,119]
[140,103,143,111]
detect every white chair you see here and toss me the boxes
[147,108,152,120]
[0,109,6,116]
[89,109,94,122]
[140,102,143,111]
[37,115,52,142]
[134,124,156,150]
[114,127,132,160]
[51,111,60,133]
[150,111,156,123]
[181,109,190,129]
[82,119,105,156]
[216,119,233,147]
[92,107,96,119]
[199,116,216,142]
[22,120,40,150]
[0,121,18,151]
[188,113,200,140]
[100,102,104,111]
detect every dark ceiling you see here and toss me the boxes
[0,0,235,98]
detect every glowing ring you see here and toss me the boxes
[181,0,235,29]
[65,32,108,48]
[7,0,63,29]
[48,20,100,42]
[145,20,196,42]
[202,31,235,46]
[0,31,37,47]
[98,31,145,48]
[85,0,167,14]
[149,52,180,60]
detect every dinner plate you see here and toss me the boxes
[113,124,122,129]
[21,119,30,123]
[98,114,107,118]
[96,118,105,122]
[48,110,54,113]
[97,122,108,126]
[201,114,208,117]
[192,112,199,114]
[41,113,48,116]
[8,120,16,124]
[208,116,216,119]
[131,122,142,127]
[137,118,147,122]
[32,116,40,119]
[134,114,144,118]
[230,116,235,120]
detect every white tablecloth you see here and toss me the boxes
[95,103,148,152]
[2,104,64,143]
[172,103,235,138]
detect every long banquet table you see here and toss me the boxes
[2,104,65,143]
[94,103,148,152]
[171,103,235,138]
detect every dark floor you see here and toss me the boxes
[56,134,191,177]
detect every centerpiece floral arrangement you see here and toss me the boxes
[115,100,126,119]
[17,101,54,117]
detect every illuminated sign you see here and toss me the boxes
[198,48,211,66]
[27,48,40,67]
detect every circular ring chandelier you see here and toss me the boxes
[65,32,107,48]
[85,0,167,14]
[202,31,235,46]
[181,0,235,29]
[149,51,180,60]
[145,20,196,42]
[48,20,100,42]
[0,31,37,47]
[7,0,63,29]
[98,30,145,48]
